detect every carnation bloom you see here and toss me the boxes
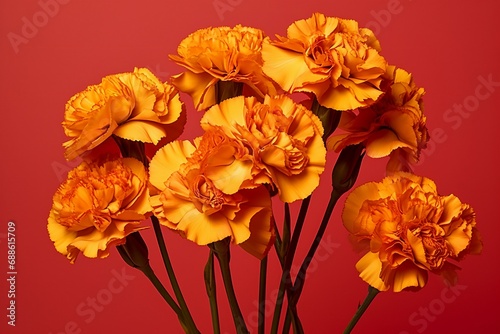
[343,172,482,292]
[169,25,277,110]
[62,67,185,160]
[327,66,429,174]
[148,129,274,259]
[261,12,387,111]
[47,157,152,263]
[200,95,326,203]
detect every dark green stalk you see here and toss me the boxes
[204,250,220,334]
[211,240,249,334]
[290,189,342,307]
[273,218,284,268]
[258,256,268,334]
[117,240,187,331]
[343,286,379,334]
[151,216,199,334]
[289,144,365,315]
[141,264,185,322]
[281,203,291,260]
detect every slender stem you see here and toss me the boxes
[214,243,249,334]
[258,256,268,334]
[282,203,291,256]
[270,274,287,334]
[140,264,186,329]
[151,216,199,334]
[343,286,379,334]
[270,197,311,334]
[290,189,342,306]
[204,250,220,334]
[283,311,292,334]
[270,203,293,334]
[273,218,284,268]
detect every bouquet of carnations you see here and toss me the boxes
[47,12,482,333]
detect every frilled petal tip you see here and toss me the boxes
[171,71,217,111]
[148,140,197,191]
[237,193,274,259]
[356,252,388,291]
[48,213,148,264]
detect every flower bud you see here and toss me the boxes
[117,232,150,270]
[331,144,364,194]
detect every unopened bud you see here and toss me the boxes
[117,232,150,270]
[331,144,364,194]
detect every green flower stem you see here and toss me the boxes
[212,240,249,334]
[140,264,187,331]
[270,197,311,334]
[290,189,342,307]
[343,286,379,334]
[204,250,220,334]
[151,216,200,334]
[282,203,291,259]
[273,218,284,268]
[258,256,268,334]
[282,309,305,334]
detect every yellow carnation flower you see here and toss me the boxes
[169,25,277,110]
[149,129,274,259]
[201,95,326,203]
[343,172,482,292]
[47,157,152,263]
[62,67,185,160]
[262,12,387,110]
[327,66,429,173]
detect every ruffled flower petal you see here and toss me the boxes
[47,157,152,263]
[344,172,481,292]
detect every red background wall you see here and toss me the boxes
[1,0,499,333]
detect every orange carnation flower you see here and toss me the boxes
[148,129,274,259]
[169,25,277,110]
[262,12,387,111]
[62,67,185,160]
[47,157,152,263]
[200,95,326,203]
[327,66,429,173]
[343,172,482,292]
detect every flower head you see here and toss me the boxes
[262,13,387,110]
[63,67,185,160]
[327,66,429,173]
[201,95,326,203]
[48,157,152,263]
[169,25,278,110]
[343,172,482,292]
[149,129,274,259]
